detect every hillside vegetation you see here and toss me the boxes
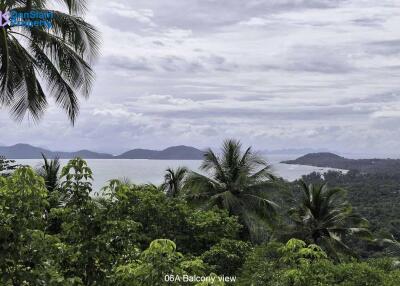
[0,141,399,285]
[284,152,400,175]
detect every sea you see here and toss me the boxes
[15,154,343,191]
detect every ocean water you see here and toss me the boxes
[15,155,340,191]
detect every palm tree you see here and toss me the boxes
[37,153,60,192]
[288,181,370,257]
[0,155,19,176]
[0,0,99,124]
[161,167,188,198]
[185,139,279,242]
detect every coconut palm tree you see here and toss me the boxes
[37,153,60,192]
[161,167,188,198]
[288,181,370,257]
[0,0,99,124]
[185,139,279,242]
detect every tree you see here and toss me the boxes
[37,153,61,192]
[239,239,400,286]
[288,181,370,258]
[0,0,99,123]
[101,179,242,255]
[0,155,19,176]
[48,159,143,285]
[185,139,279,242]
[0,167,68,284]
[201,239,251,276]
[60,157,93,207]
[161,167,188,197]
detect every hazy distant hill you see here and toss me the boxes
[283,152,400,174]
[0,144,114,159]
[116,146,205,160]
[0,144,205,160]
[263,148,330,155]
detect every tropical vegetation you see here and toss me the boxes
[185,139,279,242]
[0,0,396,284]
[0,139,399,285]
[161,167,188,197]
[286,181,370,259]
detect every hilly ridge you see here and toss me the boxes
[283,152,400,174]
[116,145,204,160]
[0,144,205,160]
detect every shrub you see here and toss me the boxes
[201,239,251,276]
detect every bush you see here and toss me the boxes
[102,180,242,255]
[201,239,251,276]
[111,239,207,286]
[238,239,400,286]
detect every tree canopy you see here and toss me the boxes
[185,139,280,242]
[0,140,399,285]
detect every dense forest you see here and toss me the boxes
[301,171,400,241]
[1,141,399,285]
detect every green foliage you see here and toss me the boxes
[161,167,189,197]
[60,158,93,206]
[1,155,399,285]
[37,153,61,193]
[195,274,226,286]
[0,0,99,123]
[239,238,400,286]
[0,167,68,284]
[185,139,279,242]
[300,171,400,257]
[238,241,283,285]
[102,179,242,255]
[111,239,206,286]
[0,167,48,237]
[287,180,370,258]
[239,239,328,285]
[201,239,251,276]
[279,238,328,264]
[50,159,140,284]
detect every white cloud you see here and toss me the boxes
[371,106,400,119]
[239,17,271,27]
[104,3,155,26]
[1,0,400,156]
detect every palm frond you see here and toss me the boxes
[0,0,99,123]
[287,180,370,257]
[184,139,279,242]
[57,0,87,15]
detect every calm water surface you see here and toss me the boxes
[16,155,341,191]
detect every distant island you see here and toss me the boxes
[283,152,400,175]
[262,148,330,155]
[0,144,205,160]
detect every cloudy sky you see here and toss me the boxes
[1,0,400,156]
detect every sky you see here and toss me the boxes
[1,0,400,156]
